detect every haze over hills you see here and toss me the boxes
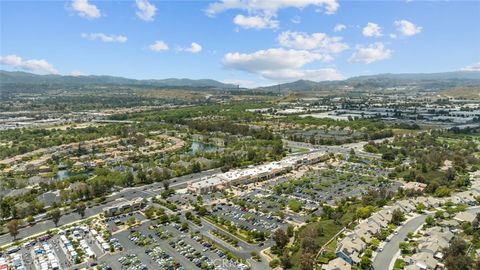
[0,70,237,89]
[1,70,480,92]
[257,71,480,92]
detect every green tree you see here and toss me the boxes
[356,206,375,219]
[269,259,280,269]
[26,215,35,224]
[443,238,472,270]
[299,251,315,270]
[435,186,451,197]
[391,209,405,225]
[416,203,426,213]
[125,172,134,187]
[287,225,294,238]
[273,229,289,249]
[425,215,435,226]
[192,162,201,173]
[280,249,292,269]
[144,206,156,219]
[76,202,87,218]
[48,209,61,227]
[359,256,372,270]
[126,217,136,228]
[7,219,21,240]
[163,180,170,190]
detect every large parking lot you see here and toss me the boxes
[212,204,283,234]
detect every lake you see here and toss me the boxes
[189,141,220,154]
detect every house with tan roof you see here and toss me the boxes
[336,235,366,265]
[322,257,351,270]
[454,211,476,223]
[369,213,388,228]
[404,252,439,270]
[396,200,416,213]
[377,208,393,222]
[354,220,381,243]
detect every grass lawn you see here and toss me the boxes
[398,169,445,184]
[392,129,419,136]
[290,219,343,269]
[325,239,337,252]
[393,259,405,270]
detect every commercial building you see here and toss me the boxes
[103,197,145,217]
[187,151,327,194]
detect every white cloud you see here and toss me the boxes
[291,16,301,24]
[135,0,157,21]
[149,40,169,52]
[184,42,203,54]
[0,54,22,66]
[70,0,101,19]
[0,54,58,74]
[349,43,392,64]
[233,14,279,29]
[224,48,329,71]
[260,68,343,81]
[206,0,340,17]
[81,33,127,43]
[333,23,346,32]
[277,31,348,54]
[362,22,382,37]
[223,48,340,81]
[389,33,397,39]
[462,62,480,71]
[395,20,422,36]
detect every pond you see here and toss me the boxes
[54,169,92,181]
[189,141,220,154]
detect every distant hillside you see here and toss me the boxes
[257,80,326,92]
[0,70,236,89]
[256,79,345,92]
[2,70,480,93]
[440,87,480,99]
[348,71,480,81]
[345,71,480,90]
[257,71,480,92]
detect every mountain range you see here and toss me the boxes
[0,70,236,89]
[257,71,480,92]
[1,70,480,92]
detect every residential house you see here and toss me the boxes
[336,235,366,265]
[396,200,416,213]
[322,257,351,270]
[404,252,439,270]
[454,211,476,223]
[354,220,381,243]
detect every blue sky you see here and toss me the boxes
[1,0,479,87]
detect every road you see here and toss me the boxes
[372,206,480,270]
[372,214,427,270]
[0,168,220,246]
[2,135,390,246]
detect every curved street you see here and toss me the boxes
[373,206,480,270]
[372,214,426,270]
